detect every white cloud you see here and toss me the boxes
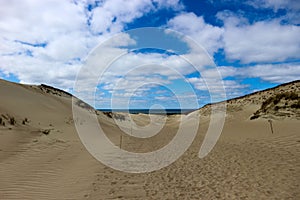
[37,33,90,62]
[246,0,300,12]
[0,0,86,43]
[218,63,300,83]
[90,0,154,34]
[167,12,224,54]
[89,0,184,34]
[90,6,115,34]
[188,77,244,99]
[0,0,93,89]
[218,12,300,63]
[187,62,300,100]
[153,0,184,10]
[0,0,183,91]
[105,52,194,77]
[0,52,80,88]
[245,0,300,25]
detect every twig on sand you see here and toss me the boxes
[268,119,274,134]
[119,131,123,149]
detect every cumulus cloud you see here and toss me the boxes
[90,0,155,34]
[153,0,184,10]
[0,0,183,91]
[188,76,245,99]
[187,63,300,100]
[167,12,224,54]
[218,63,300,84]
[218,12,300,63]
[86,51,195,105]
[0,0,87,43]
[246,0,300,12]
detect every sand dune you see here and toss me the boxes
[0,79,299,199]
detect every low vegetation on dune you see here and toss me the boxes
[0,114,30,127]
[75,99,95,111]
[0,116,5,126]
[39,84,73,98]
[103,112,126,121]
[251,91,300,120]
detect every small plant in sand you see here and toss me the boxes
[0,116,5,126]
[250,114,259,120]
[10,117,16,125]
[291,100,300,109]
[103,112,113,118]
[42,129,51,135]
[22,118,29,125]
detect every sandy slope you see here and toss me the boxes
[0,79,299,199]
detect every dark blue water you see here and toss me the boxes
[97,109,196,115]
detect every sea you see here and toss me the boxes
[97,109,196,115]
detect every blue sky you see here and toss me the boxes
[0,0,299,109]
